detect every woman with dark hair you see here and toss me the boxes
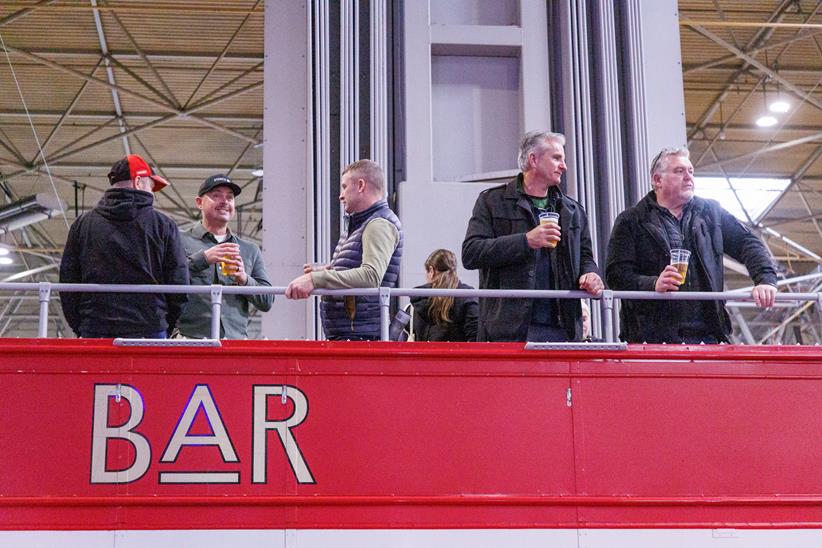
[411,249,479,342]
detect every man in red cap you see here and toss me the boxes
[59,154,189,338]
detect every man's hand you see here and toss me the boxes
[204,243,240,265]
[655,265,683,292]
[526,223,561,249]
[578,272,604,296]
[752,284,777,308]
[285,273,315,299]
[229,255,247,286]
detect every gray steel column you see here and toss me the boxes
[621,0,687,205]
[261,0,311,339]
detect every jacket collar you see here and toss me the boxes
[347,199,388,228]
[191,221,235,243]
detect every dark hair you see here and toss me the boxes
[425,249,459,325]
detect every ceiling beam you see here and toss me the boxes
[0,1,264,16]
[683,18,822,112]
[184,0,262,108]
[683,0,802,143]
[32,59,103,164]
[698,131,822,170]
[0,161,261,173]
[0,0,57,27]
[683,30,822,75]
[3,48,263,63]
[0,109,262,123]
[755,145,822,224]
[680,20,822,30]
[106,4,181,109]
[0,43,262,146]
[89,0,131,156]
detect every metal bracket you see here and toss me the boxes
[37,282,52,338]
[210,284,224,304]
[378,286,390,307]
[38,281,52,303]
[601,289,614,312]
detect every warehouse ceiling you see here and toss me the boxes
[680,0,822,343]
[0,0,819,341]
[0,0,263,336]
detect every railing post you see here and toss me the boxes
[601,290,614,343]
[379,287,390,341]
[210,285,223,340]
[37,282,51,338]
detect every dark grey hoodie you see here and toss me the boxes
[59,187,189,337]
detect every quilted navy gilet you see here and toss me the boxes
[321,200,403,339]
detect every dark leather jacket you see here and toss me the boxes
[462,175,599,341]
[605,192,777,343]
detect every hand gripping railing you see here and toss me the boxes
[4,282,821,342]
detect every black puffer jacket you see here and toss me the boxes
[605,192,777,343]
[411,282,479,342]
[59,188,189,337]
[462,175,599,341]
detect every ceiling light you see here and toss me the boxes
[251,168,264,177]
[755,115,777,128]
[769,100,790,113]
[0,257,12,265]
[0,247,9,256]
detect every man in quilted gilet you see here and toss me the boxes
[286,160,403,340]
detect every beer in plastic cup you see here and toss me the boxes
[670,248,691,285]
[538,211,560,248]
[220,256,239,276]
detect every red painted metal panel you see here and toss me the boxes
[1,340,822,529]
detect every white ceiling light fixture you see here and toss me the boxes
[0,247,9,257]
[0,257,12,266]
[755,115,778,128]
[251,168,264,177]
[768,100,790,113]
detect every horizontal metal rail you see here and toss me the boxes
[0,282,818,342]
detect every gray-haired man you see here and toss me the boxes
[462,130,603,342]
[605,146,777,343]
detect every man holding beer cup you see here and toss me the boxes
[177,174,272,339]
[462,130,603,342]
[605,147,777,343]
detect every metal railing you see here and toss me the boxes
[3,282,821,343]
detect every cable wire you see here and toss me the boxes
[0,30,71,230]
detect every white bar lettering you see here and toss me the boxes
[160,384,238,463]
[90,384,151,484]
[252,385,314,484]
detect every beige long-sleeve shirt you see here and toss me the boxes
[311,218,400,289]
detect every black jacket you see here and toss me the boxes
[411,282,479,342]
[59,188,189,337]
[462,175,599,341]
[605,192,777,343]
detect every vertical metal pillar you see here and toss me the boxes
[37,282,51,338]
[261,0,311,339]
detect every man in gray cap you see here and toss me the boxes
[177,174,273,339]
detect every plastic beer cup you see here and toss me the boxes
[538,212,560,249]
[670,248,691,285]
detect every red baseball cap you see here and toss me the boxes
[108,154,170,192]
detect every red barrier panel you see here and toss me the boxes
[1,340,821,530]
